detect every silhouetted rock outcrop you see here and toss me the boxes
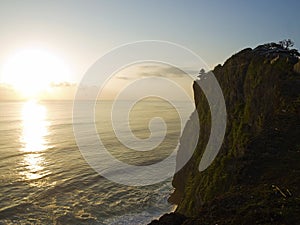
[148,213,187,225]
[149,43,300,224]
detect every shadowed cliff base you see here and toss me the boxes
[149,41,300,224]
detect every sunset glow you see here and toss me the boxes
[2,48,71,98]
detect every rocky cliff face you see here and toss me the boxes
[150,43,300,224]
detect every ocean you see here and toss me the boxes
[0,100,193,224]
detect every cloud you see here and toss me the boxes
[115,76,132,80]
[139,66,185,78]
[50,82,77,87]
[0,84,22,100]
[115,64,198,80]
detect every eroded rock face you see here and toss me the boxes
[294,60,300,74]
[157,44,300,224]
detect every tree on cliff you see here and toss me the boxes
[197,68,206,80]
[279,39,294,49]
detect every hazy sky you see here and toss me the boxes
[0,0,299,99]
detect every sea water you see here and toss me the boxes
[0,100,193,224]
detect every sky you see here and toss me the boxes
[0,0,299,100]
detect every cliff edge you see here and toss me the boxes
[150,42,300,225]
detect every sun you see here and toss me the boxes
[2,48,71,98]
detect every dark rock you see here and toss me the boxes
[148,213,187,225]
[294,60,300,74]
[153,42,300,224]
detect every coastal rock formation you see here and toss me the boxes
[149,43,300,224]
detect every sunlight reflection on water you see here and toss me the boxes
[19,100,50,184]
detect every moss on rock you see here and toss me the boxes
[168,44,300,223]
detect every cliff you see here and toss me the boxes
[150,43,300,224]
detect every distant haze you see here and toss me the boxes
[0,0,299,100]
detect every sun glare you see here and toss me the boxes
[2,48,71,98]
[21,100,49,152]
[19,100,51,183]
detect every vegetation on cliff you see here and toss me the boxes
[150,41,300,224]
